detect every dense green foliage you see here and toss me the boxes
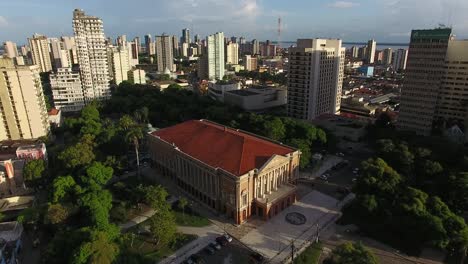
[23,159,46,187]
[324,242,378,264]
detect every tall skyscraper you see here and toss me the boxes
[145,34,155,55]
[194,34,201,44]
[156,34,174,73]
[133,37,141,54]
[182,28,190,44]
[366,39,376,63]
[226,42,239,65]
[243,55,257,71]
[50,68,85,112]
[207,32,225,80]
[230,36,238,43]
[0,58,50,140]
[251,39,260,55]
[287,39,345,120]
[116,35,127,47]
[350,46,359,58]
[397,28,453,136]
[3,42,19,59]
[49,38,72,69]
[392,49,408,71]
[28,34,53,73]
[73,9,111,101]
[172,36,180,58]
[127,41,139,67]
[107,46,130,85]
[382,48,393,65]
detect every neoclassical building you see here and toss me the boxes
[147,120,301,224]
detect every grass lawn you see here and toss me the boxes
[174,211,210,227]
[121,232,197,263]
[294,242,323,264]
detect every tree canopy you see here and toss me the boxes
[324,242,378,264]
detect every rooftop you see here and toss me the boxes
[48,108,60,116]
[151,120,295,176]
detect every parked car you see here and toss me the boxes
[204,246,215,255]
[319,175,328,181]
[210,242,221,250]
[216,236,228,246]
[223,234,233,243]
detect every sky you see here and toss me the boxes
[1,0,468,45]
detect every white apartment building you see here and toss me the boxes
[207,32,225,80]
[243,55,257,71]
[127,41,139,67]
[0,58,50,140]
[28,34,53,73]
[287,39,345,121]
[128,69,146,84]
[49,38,72,69]
[382,48,393,65]
[393,49,408,71]
[73,9,110,102]
[226,42,239,65]
[50,68,85,112]
[156,35,174,73]
[107,46,130,85]
[3,42,18,59]
[366,39,376,64]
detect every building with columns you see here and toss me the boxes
[148,120,301,224]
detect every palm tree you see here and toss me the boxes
[126,126,143,179]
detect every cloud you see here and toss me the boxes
[0,16,8,27]
[328,1,360,8]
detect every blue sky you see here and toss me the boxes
[1,0,468,44]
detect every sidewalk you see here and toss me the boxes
[119,207,156,230]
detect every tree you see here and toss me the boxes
[324,242,378,264]
[52,175,80,203]
[59,135,96,169]
[79,190,113,229]
[45,203,70,225]
[179,197,188,217]
[148,209,176,246]
[73,229,119,264]
[81,162,113,190]
[125,125,144,178]
[23,159,46,186]
[167,83,182,90]
[81,103,100,122]
[143,185,169,209]
[264,117,285,141]
[288,139,311,168]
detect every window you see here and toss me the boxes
[242,193,248,206]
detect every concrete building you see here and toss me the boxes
[366,39,376,64]
[127,41,139,67]
[28,34,53,73]
[226,42,239,65]
[251,39,260,56]
[182,28,191,44]
[287,39,345,121]
[128,68,146,84]
[207,81,241,102]
[350,46,359,58]
[3,42,19,59]
[172,36,180,58]
[0,58,50,140]
[181,42,189,57]
[73,9,111,101]
[49,38,73,69]
[382,48,392,65]
[50,67,85,112]
[145,34,155,55]
[207,32,225,80]
[243,55,258,71]
[358,66,374,77]
[156,35,174,73]
[107,46,130,85]
[148,120,301,224]
[224,86,287,111]
[48,108,62,128]
[197,53,208,80]
[393,49,408,71]
[16,143,47,161]
[397,28,453,136]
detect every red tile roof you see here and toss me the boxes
[48,108,60,116]
[151,120,295,176]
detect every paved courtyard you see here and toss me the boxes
[240,190,342,263]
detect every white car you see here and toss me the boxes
[223,234,233,243]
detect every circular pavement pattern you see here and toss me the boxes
[285,212,307,225]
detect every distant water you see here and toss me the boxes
[277,41,409,50]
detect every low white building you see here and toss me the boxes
[207,81,241,102]
[48,108,62,128]
[224,86,287,111]
[50,68,85,112]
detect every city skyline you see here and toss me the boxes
[1,0,468,44]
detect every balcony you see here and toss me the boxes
[255,183,296,207]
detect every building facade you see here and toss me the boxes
[156,35,174,73]
[148,120,301,224]
[128,69,146,84]
[3,42,19,59]
[392,49,408,71]
[207,32,225,80]
[0,58,50,140]
[73,9,111,102]
[382,48,393,65]
[50,67,85,112]
[243,55,258,71]
[224,86,287,111]
[28,34,53,73]
[366,39,376,64]
[107,46,130,85]
[226,42,239,65]
[287,39,345,121]
[397,28,453,136]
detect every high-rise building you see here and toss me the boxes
[251,39,260,55]
[127,41,139,67]
[287,39,345,120]
[61,36,78,64]
[156,34,174,73]
[0,58,50,140]
[206,32,225,80]
[28,34,53,73]
[49,38,72,69]
[366,39,376,63]
[181,43,189,57]
[392,49,408,71]
[182,28,190,44]
[171,35,180,58]
[243,55,257,71]
[194,34,201,44]
[3,42,19,59]
[350,46,359,58]
[382,48,393,65]
[107,46,130,85]
[73,9,111,101]
[358,46,367,60]
[128,69,146,84]
[145,34,155,55]
[133,37,140,54]
[116,35,127,47]
[397,28,453,136]
[226,42,239,65]
[50,67,85,112]
[231,36,238,43]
